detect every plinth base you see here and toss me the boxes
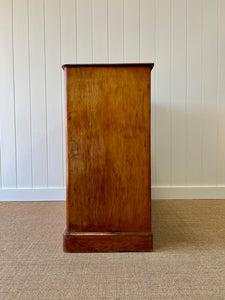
[63,231,153,252]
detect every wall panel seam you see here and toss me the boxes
[185,0,188,185]
[123,0,125,61]
[75,0,78,63]
[138,0,140,63]
[91,0,94,63]
[154,0,158,186]
[12,0,18,188]
[170,0,172,186]
[43,0,49,187]
[216,0,220,186]
[59,0,64,187]
[27,0,33,187]
[200,0,204,183]
[107,0,109,62]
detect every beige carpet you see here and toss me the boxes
[0,200,225,300]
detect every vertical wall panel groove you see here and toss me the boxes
[140,0,155,62]
[76,0,92,63]
[138,0,140,63]
[12,0,18,188]
[92,0,108,63]
[59,1,64,187]
[27,0,33,187]
[45,0,63,187]
[43,0,49,187]
[123,0,125,61]
[200,0,205,184]
[185,0,188,185]
[170,0,173,186]
[217,0,225,185]
[29,0,48,187]
[107,0,109,62]
[11,0,18,189]
[13,0,32,187]
[201,0,218,185]
[186,0,203,185]
[153,0,157,186]
[216,0,220,186]
[108,0,124,63]
[91,0,94,63]
[171,0,187,185]
[75,0,78,63]
[124,0,139,62]
[201,0,205,185]
[0,0,17,187]
[155,0,172,185]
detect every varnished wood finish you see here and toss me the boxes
[63,64,154,252]
[63,232,153,252]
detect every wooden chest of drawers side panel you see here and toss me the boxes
[63,64,153,252]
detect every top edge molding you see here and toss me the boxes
[62,63,154,70]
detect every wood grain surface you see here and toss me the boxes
[64,64,153,251]
[63,231,153,252]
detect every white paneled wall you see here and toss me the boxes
[0,0,225,200]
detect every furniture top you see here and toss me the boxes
[62,63,154,70]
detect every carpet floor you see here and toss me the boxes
[0,200,225,300]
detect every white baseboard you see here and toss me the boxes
[0,186,225,201]
[0,188,66,201]
[152,186,225,199]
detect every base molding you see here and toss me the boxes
[1,186,225,201]
[152,185,225,199]
[0,188,65,201]
[63,231,153,252]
